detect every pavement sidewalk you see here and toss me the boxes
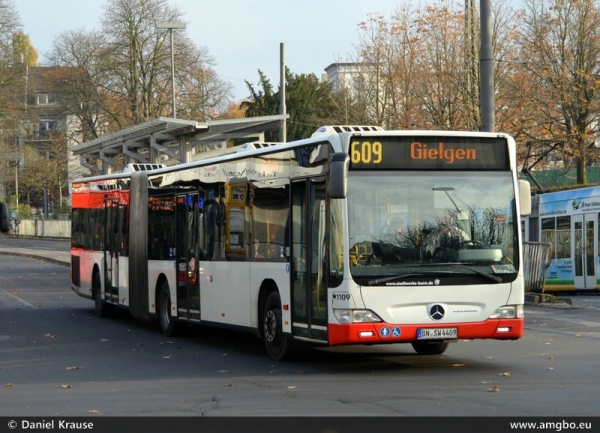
[0,238,70,267]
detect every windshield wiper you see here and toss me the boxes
[446,263,503,283]
[414,262,503,283]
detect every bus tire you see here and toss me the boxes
[158,281,177,337]
[262,291,293,361]
[93,271,108,317]
[411,341,449,355]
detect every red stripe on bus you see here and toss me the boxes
[328,319,523,345]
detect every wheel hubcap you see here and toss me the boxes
[264,310,277,343]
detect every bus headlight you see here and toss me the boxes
[333,309,382,324]
[489,305,523,319]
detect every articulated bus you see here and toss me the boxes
[525,186,600,292]
[70,126,531,360]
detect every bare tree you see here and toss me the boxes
[517,0,600,184]
[354,6,425,129]
[349,1,522,132]
[0,0,22,198]
[45,0,232,133]
[100,0,231,123]
[45,30,111,143]
[0,0,19,63]
[416,3,468,129]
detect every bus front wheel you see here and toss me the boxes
[158,281,177,337]
[411,341,449,355]
[263,291,292,361]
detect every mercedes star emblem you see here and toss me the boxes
[429,304,445,320]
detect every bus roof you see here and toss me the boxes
[71,127,515,184]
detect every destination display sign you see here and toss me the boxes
[348,136,510,170]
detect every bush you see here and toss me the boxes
[17,204,31,220]
[57,202,71,215]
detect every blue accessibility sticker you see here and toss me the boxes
[380,327,390,338]
[391,327,402,338]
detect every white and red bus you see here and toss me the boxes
[70,126,531,360]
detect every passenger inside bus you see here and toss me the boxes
[381,216,406,236]
[429,222,469,262]
[267,243,279,258]
[254,239,265,258]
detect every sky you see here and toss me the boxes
[14,0,406,103]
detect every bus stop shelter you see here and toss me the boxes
[70,115,288,176]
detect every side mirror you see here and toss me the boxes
[330,152,349,199]
[518,180,531,216]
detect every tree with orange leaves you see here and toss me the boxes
[515,0,600,184]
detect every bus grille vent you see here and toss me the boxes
[311,125,384,137]
[123,163,166,173]
[237,142,283,151]
[71,256,81,287]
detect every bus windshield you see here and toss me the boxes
[347,171,518,285]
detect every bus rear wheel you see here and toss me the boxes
[411,341,449,355]
[158,281,178,337]
[93,272,108,317]
[263,291,293,361]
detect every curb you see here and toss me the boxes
[525,292,573,307]
[0,251,70,267]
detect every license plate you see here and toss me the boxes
[417,328,458,340]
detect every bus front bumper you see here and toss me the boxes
[328,318,523,346]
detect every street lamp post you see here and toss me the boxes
[155,21,186,119]
[15,162,19,207]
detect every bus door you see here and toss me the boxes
[103,198,120,303]
[291,179,328,342]
[573,213,597,289]
[175,193,200,321]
